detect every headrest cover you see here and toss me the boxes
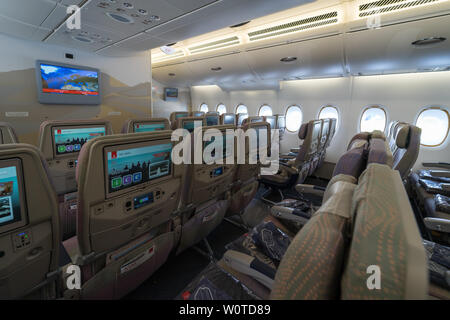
[395,125,409,148]
[298,123,308,139]
[371,130,386,141]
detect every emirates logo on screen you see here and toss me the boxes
[111,151,117,159]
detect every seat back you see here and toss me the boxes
[236,113,249,127]
[170,112,190,130]
[341,163,428,299]
[191,111,205,117]
[0,144,59,299]
[221,113,236,125]
[0,122,19,144]
[390,122,421,179]
[271,173,357,299]
[263,116,277,130]
[294,120,322,166]
[177,116,204,133]
[176,125,237,253]
[38,119,113,196]
[204,114,220,127]
[242,116,264,127]
[318,119,330,153]
[75,131,182,298]
[326,118,337,148]
[122,118,170,133]
[274,115,286,140]
[206,111,219,116]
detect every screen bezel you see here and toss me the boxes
[204,116,219,127]
[223,115,236,125]
[103,139,174,199]
[133,122,167,133]
[36,60,101,105]
[0,158,28,234]
[51,124,107,159]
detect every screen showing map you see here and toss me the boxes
[40,63,99,96]
[134,123,166,133]
[0,166,22,228]
[106,143,172,194]
[54,127,106,156]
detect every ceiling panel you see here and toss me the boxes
[0,0,57,26]
[245,34,345,80]
[152,63,195,87]
[0,15,40,39]
[346,15,450,75]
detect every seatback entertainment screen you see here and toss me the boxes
[53,126,106,157]
[203,132,234,163]
[205,116,219,126]
[134,123,166,133]
[0,159,26,231]
[223,115,235,125]
[106,143,172,195]
[36,60,101,105]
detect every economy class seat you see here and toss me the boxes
[178,163,428,300]
[169,111,190,130]
[122,118,170,133]
[62,130,182,299]
[227,122,271,220]
[0,122,19,144]
[38,119,113,240]
[0,144,60,299]
[236,113,249,127]
[175,124,237,255]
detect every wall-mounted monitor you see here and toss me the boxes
[52,125,106,158]
[36,60,101,105]
[0,159,27,233]
[134,123,166,133]
[105,142,172,198]
[164,88,178,101]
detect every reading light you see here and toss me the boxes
[412,37,446,46]
[280,57,298,63]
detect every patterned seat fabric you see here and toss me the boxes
[341,163,428,299]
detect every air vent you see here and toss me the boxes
[187,36,240,55]
[106,12,134,24]
[412,37,446,46]
[72,35,93,43]
[153,51,185,63]
[358,0,442,17]
[248,11,338,42]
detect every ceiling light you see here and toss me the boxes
[280,57,298,63]
[106,12,134,24]
[211,67,222,72]
[137,9,148,15]
[188,36,241,55]
[230,21,251,28]
[160,45,177,55]
[412,37,446,46]
[122,2,133,9]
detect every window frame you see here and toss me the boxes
[235,104,248,114]
[415,106,450,147]
[318,105,340,131]
[199,103,208,112]
[285,105,303,133]
[216,103,227,115]
[258,104,273,117]
[359,105,388,133]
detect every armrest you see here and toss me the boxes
[223,250,275,289]
[278,162,298,175]
[428,170,450,178]
[290,147,300,153]
[423,162,450,169]
[424,217,450,233]
[271,206,310,225]
[295,184,326,197]
[280,154,296,159]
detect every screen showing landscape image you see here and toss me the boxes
[107,143,172,194]
[40,63,99,96]
[0,166,22,228]
[134,123,166,133]
[54,127,105,156]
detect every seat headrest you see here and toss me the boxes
[298,123,309,139]
[370,130,386,140]
[395,124,410,148]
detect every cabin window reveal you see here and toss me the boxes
[285,105,303,132]
[360,106,387,133]
[416,107,450,147]
[259,104,273,117]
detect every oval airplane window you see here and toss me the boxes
[236,104,248,114]
[285,105,303,132]
[360,106,387,133]
[259,105,273,117]
[216,103,227,115]
[199,103,208,112]
[318,105,339,130]
[415,107,450,147]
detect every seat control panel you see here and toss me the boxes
[12,230,32,251]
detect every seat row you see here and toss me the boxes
[178,129,429,299]
[0,118,272,299]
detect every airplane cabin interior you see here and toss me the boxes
[0,0,450,304]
